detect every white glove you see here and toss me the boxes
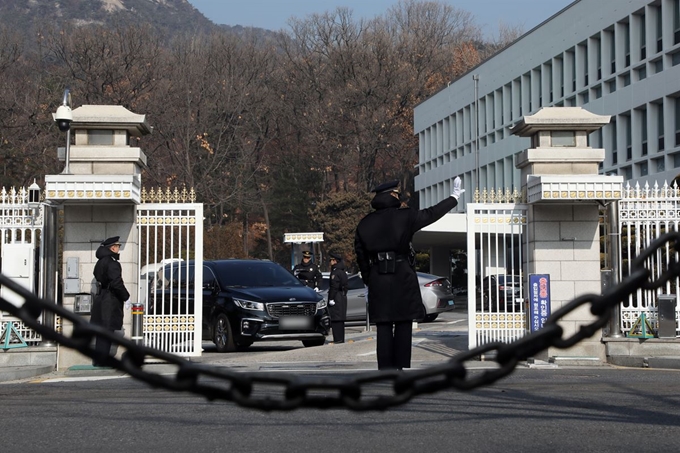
[124,300,131,310]
[329,300,335,306]
[451,176,465,199]
[314,287,320,292]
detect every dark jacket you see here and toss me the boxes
[292,260,322,288]
[354,192,458,323]
[91,246,130,331]
[328,260,348,322]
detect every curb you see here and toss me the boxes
[0,365,55,383]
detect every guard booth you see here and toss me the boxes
[283,232,324,270]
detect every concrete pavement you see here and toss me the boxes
[3,309,680,383]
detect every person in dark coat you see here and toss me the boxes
[91,236,130,367]
[292,250,322,290]
[354,176,463,370]
[327,252,348,344]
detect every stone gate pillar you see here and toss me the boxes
[45,105,150,369]
[512,107,623,364]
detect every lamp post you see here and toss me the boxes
[54,89,73,174]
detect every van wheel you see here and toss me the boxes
[423,314,438,323]
[213,313,236,352]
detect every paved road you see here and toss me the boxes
[3,307,680,452]
[2,366,679,452]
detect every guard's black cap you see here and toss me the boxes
[302,251,312,258]
[100,236,121,247]
[329,252,342,261]
[372,180,400,193]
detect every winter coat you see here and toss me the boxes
[354,192,458,323]
[292,260,322,288]
[91,246,130,331]
[328,260,348,322]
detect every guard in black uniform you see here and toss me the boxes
[327,252,348,343]
[293,250,322,290]
[354,177,463,370]
[91,236,130,367]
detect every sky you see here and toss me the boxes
[186,0,574,37]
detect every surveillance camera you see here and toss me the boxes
[54,105,73,132]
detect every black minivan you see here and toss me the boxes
[153,260,330,352]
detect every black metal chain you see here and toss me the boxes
[1,231,679,411]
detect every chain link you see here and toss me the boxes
[2,231,680,411]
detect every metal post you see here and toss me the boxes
[607,201,623,337]
[40,203,58,346]
[63,128,71,175]
[131,302,144,345]
[473,74,480,192]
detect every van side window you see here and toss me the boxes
[203,266,217,289]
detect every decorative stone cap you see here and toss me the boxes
[511,107,610,136]
[526,175,624,203]
[70,105,151,136]
[45,174,141,204]
[283,232,324,243]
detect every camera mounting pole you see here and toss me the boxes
[54,88,73,174]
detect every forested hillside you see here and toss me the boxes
[0,0,519,268]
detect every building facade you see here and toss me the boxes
[413,0,680,278]
[415,0,680,208]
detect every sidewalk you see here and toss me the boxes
[4,315,680,383]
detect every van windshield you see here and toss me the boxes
[211,261,304,288]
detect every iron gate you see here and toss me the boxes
[618,181,680,336]
[0,186,43,345]
[466,201,529,350]
[137,188,203,356]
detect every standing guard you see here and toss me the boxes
[354,177,463,370]
[293,250,322,290]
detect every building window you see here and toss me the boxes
[640,13,646,60]
[656,5,663,53]
[620,72,631,87]
[652,58,663,74]
[579,91,589,104]
[623,166,633,180]
[610,30,616,73]
[636,65,646,81]
[655,157,665,172]
[613,151,618,165]
[674,153,680,169]
[641,108,648,156]
[626,132,632,160]
[607,79,616,94]
[675,98,680,146]
[638,161,649,176]
[675,0,680,45]
[672,51,680,67]
[623,22,631,67]
[593,85,602,99]
[657,103,665,151]
[595,35,602,80]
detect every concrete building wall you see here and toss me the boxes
[415,0,680,210]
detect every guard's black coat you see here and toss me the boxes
[354,192,458,323]
[292,260,322,288]
[328,260,348,321]
[91,246,130,331]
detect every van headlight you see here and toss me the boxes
[316,300,327,310]
[234,299,265,311]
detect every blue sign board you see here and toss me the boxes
[529,274,551,332]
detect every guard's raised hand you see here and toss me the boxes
[452,176,465,199]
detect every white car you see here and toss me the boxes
[319,271,455,323]
[139,258,183,306]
